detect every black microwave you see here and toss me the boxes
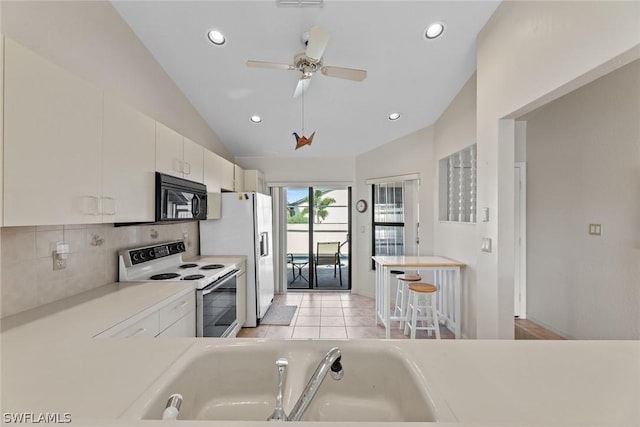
[155,172,207,222]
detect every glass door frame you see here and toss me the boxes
[286,186,352,291]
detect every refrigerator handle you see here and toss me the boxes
[259,232,269,257]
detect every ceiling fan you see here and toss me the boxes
[246,26,367,98]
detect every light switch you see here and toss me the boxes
[588,224,602,236]
[481,207,490,222]
[481,237,492,253]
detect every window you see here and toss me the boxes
[372,182,406,258]
[439,144,477,222]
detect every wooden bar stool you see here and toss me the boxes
[404,283,440,339]
[393,273,421,330]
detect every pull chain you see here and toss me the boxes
[301,85,305,135]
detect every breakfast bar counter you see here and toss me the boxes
[372,256,466,338]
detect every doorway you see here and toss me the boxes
[514,162,527,318]
[285,186,351,291]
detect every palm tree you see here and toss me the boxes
[301,190,336,223]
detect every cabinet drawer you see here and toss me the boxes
[111,312,159,338]
[158,310,196,337]
[159,293,195,332]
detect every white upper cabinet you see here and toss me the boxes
[234,164,244,192]
[1,36,5,225]
[183,137,204,184]
[156,122,204,183]
[203,149,222,193]
[103,95,156,223]
[155,122,184,179]
[244,170,267,194]
[4,38,103,226]
[219,157,235,192]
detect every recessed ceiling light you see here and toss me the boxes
[425,22,445,39]
[250,115,262,123]
[388,112,401,121]
[207,29,226,45]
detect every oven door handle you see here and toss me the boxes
[201,270,238,296]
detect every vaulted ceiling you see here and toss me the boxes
[112,1,500,158]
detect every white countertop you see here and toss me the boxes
[1,271,639,426]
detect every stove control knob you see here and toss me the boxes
[139,251,146,260]
[147,249,156,259]
[178,242,185,252]
[131,252,139,262]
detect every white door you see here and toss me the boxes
[514,163,527,318]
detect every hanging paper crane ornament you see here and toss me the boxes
[293,131,315,150]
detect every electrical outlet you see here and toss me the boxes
[588,224,602,236]
[53,257,67,270]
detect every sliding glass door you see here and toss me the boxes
[285,186,351,290]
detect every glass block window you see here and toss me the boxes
[439,144,477,223]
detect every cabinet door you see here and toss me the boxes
[244,170,266,194]
[103,95,155,223]
[4,38,102,226]
[155,122,184,178]
[157,311,196,337]
[234,164,244,192]
[236,272,247,327]
[203,149,222,192]
[183,137,204,183]
[0,36,5,225]
[219,157,235,192]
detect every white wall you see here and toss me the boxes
[475,1,640,338]
[0,0,232,160]
[354,127,435,297]
[433,74,478,338]
[524,60,640,339]
[236,156,356,185]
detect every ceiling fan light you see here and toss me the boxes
[207,29,226,45]
[425,22,445,39]
[250,115,263,123]
[388,112,401,121]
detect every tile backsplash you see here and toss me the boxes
[0,222,199,318]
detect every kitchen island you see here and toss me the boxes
[1,281,638,426]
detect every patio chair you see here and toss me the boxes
[314,241,342,286]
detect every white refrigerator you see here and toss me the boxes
[199,192,274,327]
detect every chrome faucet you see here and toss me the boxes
[287,347,343,422]
[266,347,343,422]
[267,358,289,422]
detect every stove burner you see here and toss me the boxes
[179,263,198,269]
[182,274,205,280]
[201,264,225,270]
[149,273,181,280]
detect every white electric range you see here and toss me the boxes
[118,241,240,337]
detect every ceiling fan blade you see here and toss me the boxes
[320,66,367,82]
[246,60,295,71]
[305,26,330,62]
[293,77,311,98]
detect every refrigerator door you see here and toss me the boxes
[199,192,275,327]
[254,193,275,320]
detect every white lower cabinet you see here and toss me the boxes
[236,260,247,327]
[110,312,160,338]
[158,311,196,337]
[97,290,195,338]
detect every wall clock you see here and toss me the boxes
[356,199,368,213]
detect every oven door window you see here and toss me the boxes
[163,189,204,220]
[202,276,237,337]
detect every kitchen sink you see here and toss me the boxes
[122,340,453,422]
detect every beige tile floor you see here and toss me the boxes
[237,291,454,339]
